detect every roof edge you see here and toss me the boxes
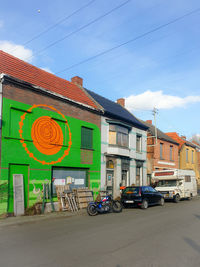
[1,74,103,114]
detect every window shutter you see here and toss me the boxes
[81,127,93,149]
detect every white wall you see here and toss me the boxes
[100,116,148,196]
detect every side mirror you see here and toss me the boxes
[179,182,182,186]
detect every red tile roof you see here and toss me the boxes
[0,50,98,109]
[166,132,196,149]
[166,132,185,149]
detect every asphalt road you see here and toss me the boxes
[0,198,200,267]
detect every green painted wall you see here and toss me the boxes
[0,97,101,214]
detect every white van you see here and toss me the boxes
[153,169,197,202]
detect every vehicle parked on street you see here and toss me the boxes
[87,194,122,216]
[121,186,164,209]
[153,169,197,203]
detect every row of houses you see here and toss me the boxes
[0,50,199,215]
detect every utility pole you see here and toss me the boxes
[152,107,158,145]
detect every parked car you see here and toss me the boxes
[121,186,164,209]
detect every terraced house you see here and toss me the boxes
[0,50,102,216]
[85,91,148,198]
[166,132,200,184]
[142,120,179,184]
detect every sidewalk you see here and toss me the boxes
[0,209,87,228]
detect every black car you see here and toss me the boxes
[121,186,164,209]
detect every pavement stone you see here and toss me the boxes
[0,209,87,227]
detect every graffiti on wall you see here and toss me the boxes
[19,104,72,165]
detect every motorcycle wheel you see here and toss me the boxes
[87,204,98,216]
[112,201,122,213]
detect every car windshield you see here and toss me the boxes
[123,187,139,194]
[157,180,177,187]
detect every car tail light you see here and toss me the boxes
[139,188,141,196]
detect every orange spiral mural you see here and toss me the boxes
[31,116,63,155]
[19,104,72,165]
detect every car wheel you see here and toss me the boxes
[141,199,148,209]
[159,197,165,206]
[174,194,180,203]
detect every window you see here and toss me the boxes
[136,135,142,152]
[106,160,114,169]
[186,148,189,162]
[109,124,129,147]
[192,150,194,163]
[185,175,191,182]
[81,127,93,149]
[170,145,173,161]
[52,168,87,195]
[160,143,163,159]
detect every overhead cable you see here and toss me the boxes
[55,7,200,74]
[25,0,132,61]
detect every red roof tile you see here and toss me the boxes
[0,50,98,109]
[165,132,185,149]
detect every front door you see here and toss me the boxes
[13,174,24,216]
[106,170,113,195]
[9,164,29,214]
[121,170,128,187]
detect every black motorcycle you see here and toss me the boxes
[87,194,122,216]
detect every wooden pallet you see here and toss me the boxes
[56,185,70,211]
[73,188,94,209]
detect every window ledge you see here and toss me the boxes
[108,144,130,150]
[81,148,94,151]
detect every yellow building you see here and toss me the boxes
[166,132,200,184]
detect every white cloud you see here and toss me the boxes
[125,90,200,111]
[0,40,33,62]
[41,67,53,74]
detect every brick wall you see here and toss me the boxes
[2,81,101,129]
[147,134,179,172]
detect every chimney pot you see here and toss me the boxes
[71,76,83,87]
[117,98,125,107]
[146,120,152,124]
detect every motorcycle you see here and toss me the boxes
[87,194,122,216]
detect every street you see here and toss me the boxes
[0,198,200,267]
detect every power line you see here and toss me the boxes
[25,0,132,61]
[11,0,97,54]
[55,7,200,74]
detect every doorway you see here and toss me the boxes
[106,170,114,195]
[8,164,29,214]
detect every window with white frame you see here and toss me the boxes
[136,134,142,152]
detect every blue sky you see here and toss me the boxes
[0,0,200,139]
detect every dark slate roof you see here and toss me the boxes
[183,139,197,149]
[86,89,148,130]
[141,120,179,145]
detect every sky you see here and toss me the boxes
[0,0,200,140]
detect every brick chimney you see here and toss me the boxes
[117,98,125,107]
[71,76,83,87]
[181,135,186,140]
[146,120,152,124]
